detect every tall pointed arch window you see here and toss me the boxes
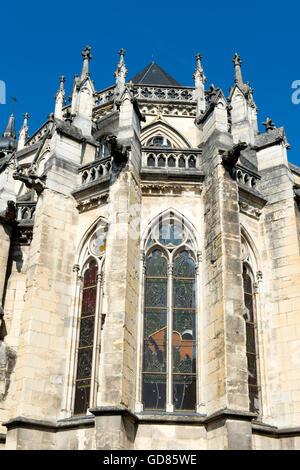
[73,221,107,415]
[142,212,198,412]
[241,237,260,414]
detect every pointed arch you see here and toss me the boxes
[141,120,192,148]
[240,227,261,415]
[76,217,108,267]
[139,208,199,412]
[142,208,199,253]
[240,225,260,272]
[67,217,108,416]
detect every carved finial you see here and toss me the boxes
[17,113,30,151]
[193,53,206,85]
[262,117,276,132]
[232,52,243,85]
[207,83,220,102]
[81,46,92,78]
[114,48,128,97]
[54,76,66,119]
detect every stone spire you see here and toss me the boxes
[81,46,92,79]
[114,48,128,96]
[193,53,206,87]
[3,114,16,139]
[232,53,243,86]
[193,53,206,114]
[0,114,17,152]
[54,76,66,119]
[17,113,29,151]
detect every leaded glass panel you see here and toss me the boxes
[145,250,167,276]
[142,374,166,410]
[243,263,259,414]
[158,220,184,246]
[143,249,167,410]
[74,259,97,415]
[173,375,196,411]
[172,250,196,411]
[173,250,195,277]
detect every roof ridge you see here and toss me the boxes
[130,62,181,86]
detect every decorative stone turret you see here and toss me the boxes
[232,52,243,86]
[71,46,96,136]
[114,48,128,103]
[17,113,29,151]
[54,76,66,120]
[229,53,258,145]
[193,53,206,115]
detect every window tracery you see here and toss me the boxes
[241,235,260,414]
[142,212,198,412]
[146,135,172,148]
[72,221,107,415]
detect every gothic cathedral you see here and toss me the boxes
[0,47,300,450]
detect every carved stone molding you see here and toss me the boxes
[239,200,262,219]
[76,193,108,213]
[141,183,202,196]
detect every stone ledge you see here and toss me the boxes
[6,408,300,439]
[3,415,95,433]
[252,421,300,438]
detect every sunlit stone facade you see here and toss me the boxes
[0,48,300,450]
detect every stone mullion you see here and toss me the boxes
[252,273,268,419]
[166,262,173,412]
[61,265,83,416]
[90,271,103,410]
[135,251,146,412]
[195,252,204,413]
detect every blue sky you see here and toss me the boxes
[1,0,300,165]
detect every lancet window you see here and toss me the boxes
[73,221,107,415]
[142,212,198,412]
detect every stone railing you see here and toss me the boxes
[96,86,115,106]
[133,85,195,103]
[79,156,112,186]
[233,165,260,190]
[142,148,202,170]
[25,120,53,147]
[16,202,36,221]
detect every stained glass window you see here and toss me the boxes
[142,213,197,412]
[74,259,98,415]
[243,264,259,414]
[172,251,196,411]
[142,250,167,410]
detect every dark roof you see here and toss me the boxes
[130,62,181,86]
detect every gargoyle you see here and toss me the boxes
[0,200,16,225]
[13,166,46,194]
[221,141,248,168]
[105,135,129,164]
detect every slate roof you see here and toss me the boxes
[130,62,181,86]
[0,113,17,151]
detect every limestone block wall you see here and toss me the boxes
[9,189,79,421]
[0,241,30,431]
[201,131,249,416]
[98,166,141,411]
[258,159,300,427]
